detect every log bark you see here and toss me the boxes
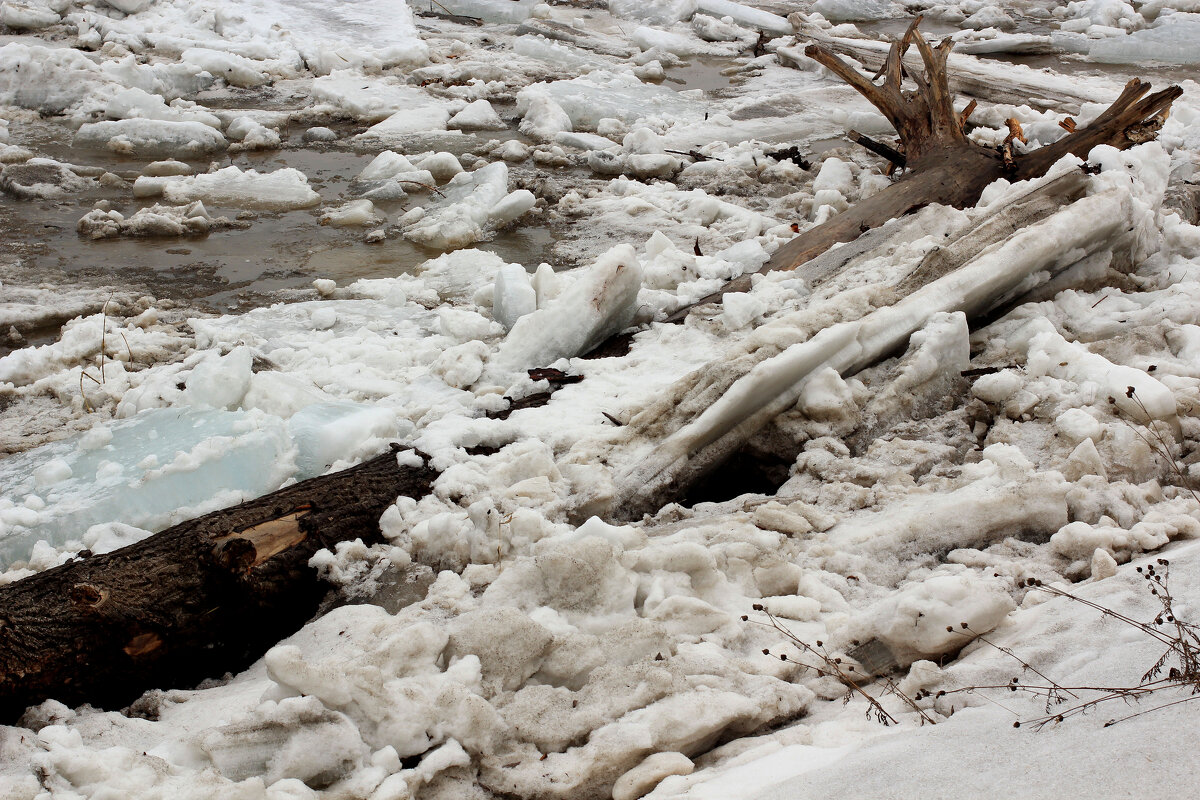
[0,447,436,721]
[662,18,1180,323]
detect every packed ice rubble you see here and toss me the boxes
[4,0,1200,799]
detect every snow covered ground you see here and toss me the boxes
[2,0,1200,798]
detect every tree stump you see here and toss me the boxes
[665,17,1181,321]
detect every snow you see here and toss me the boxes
[4,1,1200,798]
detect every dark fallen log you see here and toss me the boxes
[660,18,1180,324]
[0,446,436,722]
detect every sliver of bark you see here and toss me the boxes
[0,446,436,722]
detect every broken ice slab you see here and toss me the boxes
[401,161,535,250]
[513,35,610,71]
[288,402,403,478]
[423,0,541,23]
[135,166,321,211]
[491,244,643,374]
[0,399,410,568]
[516,19,637,58]
[694,0,792,34]
[607,0,697,26]
[74,119,228,158]
[1089,14,1200,65]
[517,72,703,131]
[312,72,444,123]
[0,408,294,569]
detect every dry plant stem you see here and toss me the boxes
[941,564,1200,730]
[747,608,935,725]
[1114,386,1200,506]
[950,623,1079,701]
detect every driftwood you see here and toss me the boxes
[601,171,1139,520]
[0,447,435,721]
[664,18,1180,323]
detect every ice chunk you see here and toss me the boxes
[361,103,452,139]
[159,166,321,211]
[517,71,702,131]
[0,43,111,115]
[355,150,419,183]
[225,117,281,149]
[0,408,294,569]
[632,26,704,56]
[401,162,534,250]
[1021,317,1177,422]
[77,201,238,240]
[493,263,537,330]
[425,0,541,23]
[492,244,642,373]
[554,131,619,151]
[448,99,507,131]
[415,152,463,182]
[871,575,1016,665]
[607,0,697,25]
[1,159,93,200]
[74,119,227,158]
[1090,13,1200,65]
[963,6,1016,30]
[102,0,154,12]
[312,72,444,123]
[809,0,896,22]
[320,199,385,227]
[180,48,270,89]
[692,13,753,41]
[812,156,853,193]
[0,2,61,31]
[287,402,403,477]
[519,95,573,141]
[693,0,792,33]
[184,346,254,410]
[104,87,222,129]
[512,35,609,71]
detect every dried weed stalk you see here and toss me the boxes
[938,560,1200,729]
[743,605,935,726]
[746,557,1200,731]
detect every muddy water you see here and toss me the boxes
[2,31,1184,321]
[2,119,557,314]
